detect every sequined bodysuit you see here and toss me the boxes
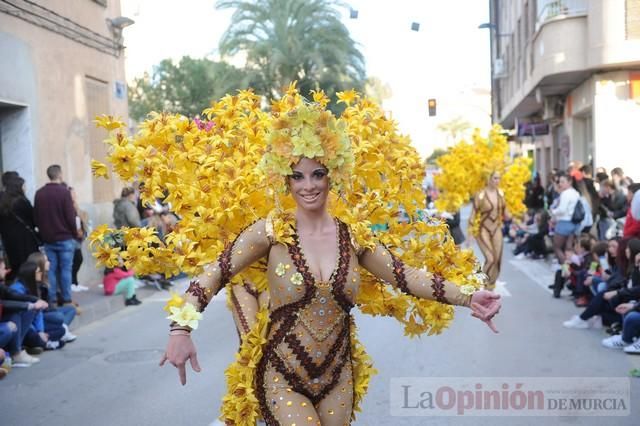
[182,218,472,425]
[471,189,505,288]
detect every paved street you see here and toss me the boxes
[1,245,639,425]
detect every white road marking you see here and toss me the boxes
[492,280,511,297]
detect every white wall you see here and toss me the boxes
[592,73,640,181]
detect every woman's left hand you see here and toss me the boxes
[470,290,501,333]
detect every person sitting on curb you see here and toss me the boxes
[27,252,77,343]
[10,261,67,351]
[103,260,142,306]
[0,256,47,366]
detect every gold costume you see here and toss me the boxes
[470,190,505,288]
[91,86,489,425]
[183,218,472,426]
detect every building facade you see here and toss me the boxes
[1,0,132,282]
[488,0,640,183]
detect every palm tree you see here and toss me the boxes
[216,0,366,100]
[437,116,472,145]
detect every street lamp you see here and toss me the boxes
[107,16,135,50]
[478,22,511,38]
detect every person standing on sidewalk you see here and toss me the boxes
[33,165,77,307]
[113,187,141,229]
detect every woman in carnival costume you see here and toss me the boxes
[434,128,532,290]
[90,84,501,425]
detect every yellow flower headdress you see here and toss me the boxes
[434,125,532,218]
[260,92,354,194]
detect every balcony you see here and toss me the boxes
[536,0,587,31]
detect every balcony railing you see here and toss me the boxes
[536,0,587,29]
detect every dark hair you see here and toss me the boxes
[121,187,135,198]
[1,171,20,188]
[618,238,640,278]
[16,260,40,298]
[0,176,26,215]
[627,239,640,275]
[607,237,620,269]
[577,234,593,252]
[46,164,62,180]
[629,183,640,195]
[592,241,608,257]
[595,172,609,183]
[580,164,592,176]
[27,251,49,285]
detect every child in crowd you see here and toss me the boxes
[27,252,77,343]
[103,261,142,306]
[583,241,608,294]
[10,261,67,350]
[568,235,594,307]
[0,256,46,366]
[513,211,549,259]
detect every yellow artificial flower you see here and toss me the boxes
[163,291,185,313]
[336,89,359,106]
[90,159,109,179]
[290,272,303,286]
[310,89,329,107]
[93,243,120,268]
[94,114,125,131]
[88,224,110,247]
[167,303,202,329]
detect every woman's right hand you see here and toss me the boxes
[159,334,201,385]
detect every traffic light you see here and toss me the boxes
[428,98,437,117]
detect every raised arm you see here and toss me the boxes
[180,219,271,314]
[358,244,473,307]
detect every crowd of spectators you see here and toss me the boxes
[505,163,640,355]
[0,166,82,379]
[0,169,178,380]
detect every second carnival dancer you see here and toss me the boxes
[434,127,531,293]
[468,171,506,290]
[159,102,502,425]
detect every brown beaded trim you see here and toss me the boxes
[315,324,352,404]
[284,315,349,379]
[218,241,234,288]
[430,274,450,304]
[389,251,411,296]
[185,279,209,312]
[332,221,355,312]
[243,281,259,299]
[255,357,279,426]
[229,287,250,335]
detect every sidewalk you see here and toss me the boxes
[67,278,185,330]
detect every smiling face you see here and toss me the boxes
[289,157,330,213]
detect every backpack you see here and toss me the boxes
[571,198,585,224]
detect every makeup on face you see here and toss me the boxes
[289,158,330,211]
